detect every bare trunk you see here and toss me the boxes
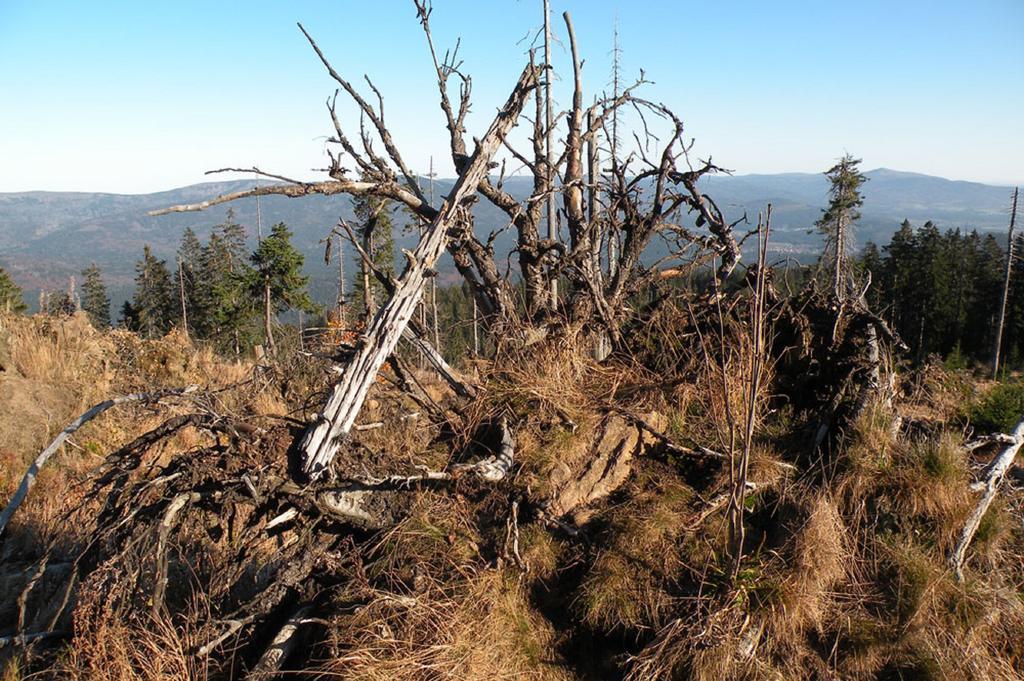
[264,278,275,354]
[544,0,558,310]
[607,23,621,283]
[177,256,189,341]
[336,236,346,322]
[429,156,441,352]
[472,296,480,355]
[992,186,1018,378]
[402,328,477,399]
[248,606,312,680]
[832,212,846,299]
[950,415,1024,579]
[300,64,538,477]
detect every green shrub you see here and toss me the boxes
[967,382,1024,434]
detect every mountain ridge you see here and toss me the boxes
[0,169,1015,310]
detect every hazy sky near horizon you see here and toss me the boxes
[1,0,1021,194]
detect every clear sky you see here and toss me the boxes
[1,0,1021,193]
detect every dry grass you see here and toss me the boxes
[772,495,849,639]
[57,606,214,681]
[319,569,573,681]
[577,467,693,631]
[4,307,1024,681]
[0,313,295,549]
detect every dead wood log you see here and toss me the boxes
[313,417,515,529]
[402,328,478,399]
[152,491,201,617]
[197,547,324,657]
[0,386,198,537]
[950,416,1024,579]
[0,630,69,649]
[247,605,312,680]
[545,414,643,522]
[300,64,538,478]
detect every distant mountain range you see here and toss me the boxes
[0,169,1016,311]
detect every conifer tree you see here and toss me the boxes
[197,210,257,351]
[120,300,138,330]
[177,227,204,334]
[131,245,175,338]
[0,268,26,313]
[817,154,867,299]
[44,290,76,316]
[81,263,111,328]
[250,222,317,349]
[859,221,1017,367]
[857,241,885,311]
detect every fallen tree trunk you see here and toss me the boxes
[0,385,197,536]
[247,605,312,680]
[300,63,538,478]
[402,328,478,399]
[950,415,1024,579]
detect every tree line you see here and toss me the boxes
[857,220,1010,367]
[4,164,1020,372]
[122,209,316,353]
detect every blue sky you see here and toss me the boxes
[1,0,1021,193]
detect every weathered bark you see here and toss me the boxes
[544,414,652,522]
[300,63,538,478]
[544,0,558,310]
[247,606,312,680]
[950,415,1024,579]
[401,328,478,399]
[317,417,514,528]
[152,491,201,617]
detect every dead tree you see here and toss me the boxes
[951,414,1024,579]
[152,3,743,475]
[300,62,540,477]
[544,0,558,310]
[177,256,189,341]
[0,386,198,536]
[992,186,1019,378]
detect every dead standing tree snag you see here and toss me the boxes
[300,63,540,476]
[152,3,743,476]
[153,4,742,339]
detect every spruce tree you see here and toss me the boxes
[131,245,175,338]
[817,154,867,299]
[44,290,76,316]
[857,241,885,311]
[199,209,257,352]
[250,222,317,348]
[120,300,139,330]
[177,227,204,334]
[0,268,26,313]
[81,263,111,328]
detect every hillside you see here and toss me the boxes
[3,302,1024,680]
[0,169,1015,310]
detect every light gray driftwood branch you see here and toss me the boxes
[0,386,198,536]
[300,63,539,478]
[950,415,1024,579]
[247,605,313,680]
